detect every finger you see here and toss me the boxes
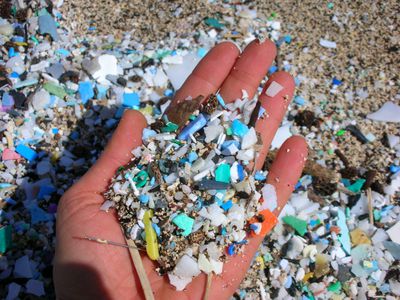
[171,41,240,105]
[73,109,147,195]
[255,71,295,170]
[196,136,308,299]
[218,39,277,103]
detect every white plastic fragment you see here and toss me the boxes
[168,273,192,291]
[92,54,119,84]
[367,102,400,123]
[100,200,114,212]
[387,135,400,148]
[31,89,51,111]
[265,81,284,97]
[241,127,258,149]
[260,184,278,212]
[319,39,337,48]
[164,53,201,90]
[173,254,201,278]
[198,253,213,274]
[271,122,292,149]
[387,221,400,244]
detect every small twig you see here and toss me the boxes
[83,236,140,250]
[367,188,374,225]
[203,273,213,300]
[125,237,155,300]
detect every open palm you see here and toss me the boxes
[54,40,308,300]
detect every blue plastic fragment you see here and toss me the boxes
[30,205,51,224]
[227,244,235,256]
[294,96,305,106]
[178,114,207,140]
[142,128,157,140]
[115,107,126,118]
[12,36,24,42]
[164,89,173,97]
[216,94,226,107]
[231,119,249,137]
[337,209,351,255]
[220,200,233,211]
[268,65,278,74]
[197,47,208,58]
[9,72,19,78]
[284,35,292,43]
[254,171,266,181]
[96,84,109,99]
[139,194,149,204]
[250,223,259,231]
[37,185,56,200]
[332,77,342,85]
[69,131,79,140]
[294,180,302,190]
[122,92,140,108]
[188,152,198,163]
[221,227,227,236]
[152,223,161,236]
[9,47,16,57]
[389,165,400,173]
[38,14,59,41]
[294,77,301,86]
[105,119,117,128]
[237,164,245,181]
[56,48,70,56]
[52,128,59,134]
[78,81,94,104]
[15,144,38,161]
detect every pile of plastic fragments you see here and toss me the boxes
[105,90,281,290]
[0,0,399,299]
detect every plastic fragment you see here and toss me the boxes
[78,81,94,104]
[265,81,284,97]
[172,214,195,236]
[26,279,45,296]
[231,119,249,137]
[15,145,38,161]
[38,13,59,41]
[319,39,337,48]
[122,92,140,108]
[0,225,12,253]
[143,210,159,260]
[367,102,400,123]
[215,163,231,183]
[347,179,366,193]
[337,209,351,255]
[178,114,207,140]
[282,215,307,236]
[387,221,400,244]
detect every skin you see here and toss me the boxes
[54,40,308,300]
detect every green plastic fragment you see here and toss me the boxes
[282,215,308,236]
[204,17,224,29]
[327,281,341,294]
[30,36,39,44]
[171,139,184,146]
[161,122,179,133]
[347,179,366,193]
[188,114,196,121]
[0,225,12,254]
[263,253,273,262]
[226,127,232,136]
[215,163,231,184]
[373,209,381,221]
[133,170,149,188]
[172,214,195,236]
[336,129,346,136]
[327,2,334,9]
[327,149,334,155]
[345,206,350,218]
[43,82,67,99]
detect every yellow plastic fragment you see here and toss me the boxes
[303,272,314,282]
[143,210,159,260]
[255,256,265,270]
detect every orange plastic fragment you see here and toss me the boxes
[249,209,278,236]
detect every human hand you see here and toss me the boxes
[54,40,308,300]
